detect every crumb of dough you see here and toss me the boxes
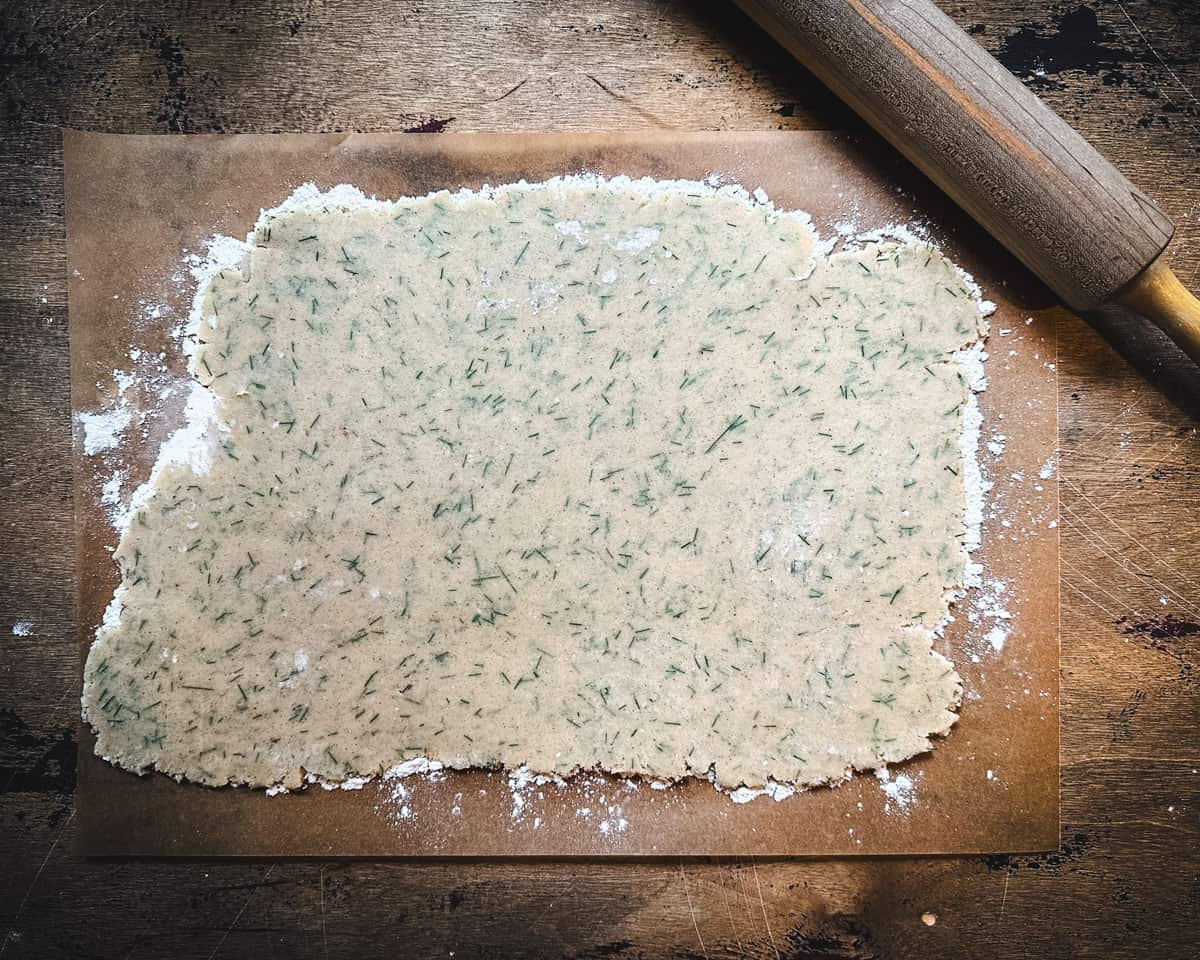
[82,178,988,791]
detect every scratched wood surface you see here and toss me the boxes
[0,1,1197,957]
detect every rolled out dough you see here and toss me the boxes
[83,178,988,791]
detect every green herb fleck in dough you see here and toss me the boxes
[82,179,988,791]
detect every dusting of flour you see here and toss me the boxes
[78,176,1030,819]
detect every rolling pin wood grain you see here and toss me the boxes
[735,0,1200,363]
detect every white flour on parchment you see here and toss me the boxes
[78,176,1015,815]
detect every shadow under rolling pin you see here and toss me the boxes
[735,0,1200,366]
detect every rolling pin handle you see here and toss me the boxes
[1117,260,1200,366]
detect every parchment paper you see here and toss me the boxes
[68,130,1059,856]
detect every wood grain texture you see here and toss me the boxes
[734,0,1175,312]
[1,1,1197,958]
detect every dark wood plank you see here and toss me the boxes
[2,1,1198,958]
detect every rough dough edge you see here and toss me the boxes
[82,177,994,802]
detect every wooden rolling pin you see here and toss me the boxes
[735,0,1200,364]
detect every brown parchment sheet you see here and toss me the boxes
[68,130,1059,856]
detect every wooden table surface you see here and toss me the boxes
[1,2,1197,957]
